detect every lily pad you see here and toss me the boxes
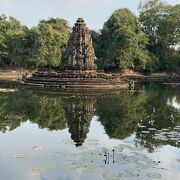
[103,173,119,180]
[119,169,139,178]
[170,137,177,141]
[148,128,157,131]
[147,172,161,178]
[141,131,150,134]
[173,127,180,131]
[13,153,24,159]
[32,145,45,151]
[138,125,146,128]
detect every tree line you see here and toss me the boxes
[0,16,70,68]
[0,0,179,73]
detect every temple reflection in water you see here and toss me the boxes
[1,84,180,151]
[64,96,95,146]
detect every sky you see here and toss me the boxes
[0,0,179,30]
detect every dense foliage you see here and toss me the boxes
[0,15,28,67]
[31,18,71,67]
[0,0,179,72]
[0,15,70,68]
[97,8,150,71]
[139,0,180,71]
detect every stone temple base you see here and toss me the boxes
[21,71,129,90]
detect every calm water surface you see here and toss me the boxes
[0,84,180,180]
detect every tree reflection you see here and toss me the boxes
[95,84,180,152]
[0,84,180,151]
[95,90,148,139]
[0,89,67,132]
[0,89,95,146]
[135,84,180,152]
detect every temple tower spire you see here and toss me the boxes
[64,18,97,71]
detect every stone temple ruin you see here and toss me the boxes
[22,18,129,90]
[64,18,97,71]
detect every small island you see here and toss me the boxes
[22,18,129,90]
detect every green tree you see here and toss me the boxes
[32,18,71,68]
[22,28,37,67]
[99,8,150,71]
[90,30,102,69]
[0,15,7,65]
[139,0,180,70]
[0,15,32,68]
[4,16,28,67]
[0,16,71,69]
[0,33,7,65]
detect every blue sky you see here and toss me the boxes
[0,0,179,30]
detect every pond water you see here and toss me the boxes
[0,83,180,180]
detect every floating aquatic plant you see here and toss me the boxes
[119,168,140,177]
[13,153,24,159]
[146,172,161,178]
[32,164,59,173]
[138,125,146,128]
[148,128,157,131]
[103,173,119,180]
[32,145,45,151]
[141,131,150,134]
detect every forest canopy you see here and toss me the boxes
[0,0,179,72]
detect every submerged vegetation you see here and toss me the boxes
[0,0,179,72]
